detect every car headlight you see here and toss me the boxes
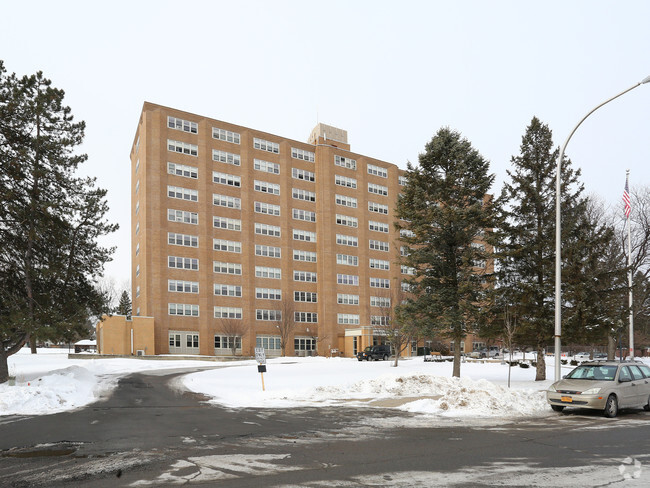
[548,384,557,392]
[581,387,601,395]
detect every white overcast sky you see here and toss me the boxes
[1,0,649,288]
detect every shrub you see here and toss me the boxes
[519,362,530,368]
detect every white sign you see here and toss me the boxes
[255,347,266,365]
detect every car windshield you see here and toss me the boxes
[566,365,617,381]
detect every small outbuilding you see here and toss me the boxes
[74,339,97,353]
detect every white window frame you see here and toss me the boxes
[255,222,281,237]
[212,127,240,144]
[335,174,357,189]
[336,194,357,208]
[167,139,198,156]
[213,261,242,275]
[336,234,358,247]
[168,162,198,179]
[213,216,242,231]
[214,284,242,297]
[292,167,315,182]
[337,293,359,305]
[293,208,316,222]
[293,229,317,242]
[255,244,281,258]
[168,232,198,248]
[292,147,315,161]
[254,137,279,154]
[168,116,198,134]
[254,201,281,216]
[254,159,280,174]
[168,209,198,225]
[368,182,388,196]
[293,250,317,262]
[336,254,358,266]
[334,154,356,170]
[213,239,242,253]
[254,180,281,195]
[336,214,358,228]
[255,266,281,279]
[168,280,199,294]
[213,171,241,187]
[169,256,199,271]
[168,185,198,202]
[213,193,241,210]
[337,274,359,286]
[214,307,242,319]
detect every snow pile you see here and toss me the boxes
[0,365,110,416]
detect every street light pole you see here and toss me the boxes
[554,75,650,382]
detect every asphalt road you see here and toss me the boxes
[1,368,650,487]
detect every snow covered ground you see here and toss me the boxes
[3,348,643,420]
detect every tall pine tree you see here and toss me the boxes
[0,62,117,382]
[396,127,496,377]
[496,117,585,380]
[116,290,132,316]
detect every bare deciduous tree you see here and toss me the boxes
[219,318,249,356]
[275,300,297,357]
[373,288,416,367]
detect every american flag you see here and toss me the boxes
[623,175,631,219]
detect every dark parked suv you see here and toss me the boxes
[369,344,392,361]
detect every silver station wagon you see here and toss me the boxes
[547,361,650,417]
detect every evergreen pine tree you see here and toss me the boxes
[116,290,132,316]
[396,127,497,377]
[496,117,585,380]
[0,62,117,382]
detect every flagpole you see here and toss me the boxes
[626,170,634,359]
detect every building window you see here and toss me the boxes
[368,202,389,214]
[294,291,317,303]
[294,312,318,323]
[369,221,389,233]
[370,296,391,308]
[256,335,281,350]
[213,171,241,187]
[213,216,242,231]
[168,232,198,248]
[254,159,280,174]
[292,147,315,162]
[255,223,281,237]
[334,155,356,170]
[135,201,140,215]
[370,277,390,288]
[253,137,279,154]
[338,314,360,325]
[214,284,242,297]
[214,335,242,351]
[371,316,389,326]
[255,266,281,279]
[169,303,199,316]
[168,162,198,179]
[254,180,281,195]
[169,256,199,270]
[255,244,281,258]
[135,243,140,256]
[336,254,358,266]
[368,182,388,196]
[335,174,357,189]
[337,293,359,305]
[168,116,198,134]
[293,229,317,242]
[212,149,241,166]
[136,264,140,277]
[167,185,198,202]
[167,139,198,156]
[293,208,316,222]
[292,167,315,182]
[294,337,317,352]
[367,164,388,178]
[135,180,140,195]
[213,193,241,210]
[168,280,199,293]
[337,274,359,286]
[399,175,408,186]
[369,239,389,252]
[293,250,317,262]
[214,307,242,319]
[213,239,241,253]
[256,288,281,300]
[336,214,358,228]
[136,222,140,235]
[135,285,140,298]
[336,234,358,247]
[292,188,316,202]
[335,194,357,208]
[400,246,410,257]
[401,281,414,292]
[256,309,282,321]
[400,229,415,238]
[213,261,241,275]
[294,270,317,282]
[369,258,390,270]
[254,201,281,216]
[212,127,240,144]
[168,209,198,225]
[401,265,416,275]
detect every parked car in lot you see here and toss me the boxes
[358,344,392,361]
[357,346,372,361]
[547,361,650,417]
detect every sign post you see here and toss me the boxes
[254,347,267,391]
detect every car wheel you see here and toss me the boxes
[358,358,362,361]
[551,405,565,412]
[644,395,650,411]
[383,354,388,361]
[604,394,618,418]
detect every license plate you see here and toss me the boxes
[561,396,573,403]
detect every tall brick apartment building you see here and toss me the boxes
[96,102,491,358]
